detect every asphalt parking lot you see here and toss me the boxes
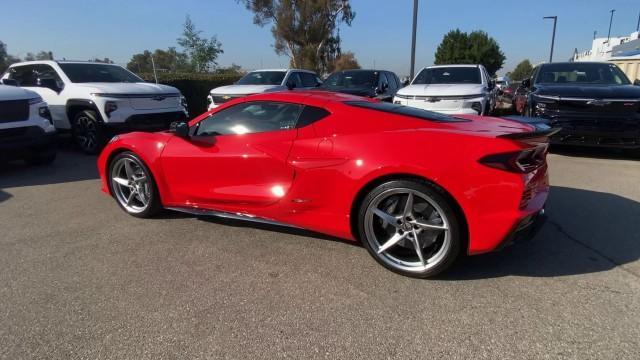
[1,145,639,359]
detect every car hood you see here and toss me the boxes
[319,87,375,97]
[398,84,485,97]
[0,85,41,101]
[74,82,180,95]
[210,84,285,95]
[535,84,640,99]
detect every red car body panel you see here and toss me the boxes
[98,91,549,254]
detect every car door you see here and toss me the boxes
[160,101,303,208]
[8,64,68,128]
[377,72,392,102]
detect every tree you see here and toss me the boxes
[238,0,355,74]
[0,41,20,73]
[23,51,54,61]
[215,63,245,76]
[508,59,533,81]
[331,51,360,71]
[434,29,505,76]
[177,15,223,72]
[127,48,191,74]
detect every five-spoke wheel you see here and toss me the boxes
[358,180,462,278]
[109,152,161,217]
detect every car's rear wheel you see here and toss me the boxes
[109,152,161,218]
[357,180,463,278]
[72,110,106,154]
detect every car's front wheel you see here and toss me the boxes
[108,152,161,218]
[357,180,463,278]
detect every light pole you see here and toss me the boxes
[409,0,418,81]
[543,16,557,63]
[607,9,615,43]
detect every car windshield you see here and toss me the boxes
[412,67,481,85]
[344,101,468,122]
[322,71,377,89]
[236,71,286,85]
[59,63,143,83]
[535,63,631,85]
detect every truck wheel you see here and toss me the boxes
[72,110,106,154]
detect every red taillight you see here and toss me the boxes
[479,144,548,173]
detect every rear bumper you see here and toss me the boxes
[0,126,57,160]
[495,209,547,251]
[105,111,187,133]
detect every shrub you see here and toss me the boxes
[138,73,241,115]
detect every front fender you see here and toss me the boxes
[97,132,173,203]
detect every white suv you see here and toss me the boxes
[394,64,496,115]
[1,61,188,153]
[0,84,57,164]
[207,69,321,110]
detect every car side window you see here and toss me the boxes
[8,65,38,86]
[300,72,318,87]
[287,72,303,88]
[196,101,304,136]
[35,64,64,89]
[386,72,398,91]
[296,106,330,128]
[379,72,389,91]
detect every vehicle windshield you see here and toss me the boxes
[59,63,143,83]
[412,67,481,85]
[535,63,630,85]
[236,71,286,85]
[321,71,377,89]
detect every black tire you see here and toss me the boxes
[357,179,464,278]
[25,150,56,165]
[71,109,106,154]
[108,151,162,218]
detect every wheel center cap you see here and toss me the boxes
[401,222,413,232]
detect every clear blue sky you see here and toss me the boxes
[1,0,639,76]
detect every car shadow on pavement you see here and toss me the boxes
[0,149,98,189]
[442,186,640,280]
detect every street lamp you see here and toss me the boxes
[409,0,418,81]
[543,16,557,63]
[607,9,615,43]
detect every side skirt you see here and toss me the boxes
[165,206,302,230]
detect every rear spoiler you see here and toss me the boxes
[498,116,561,140]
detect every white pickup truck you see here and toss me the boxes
[1,61,188,153]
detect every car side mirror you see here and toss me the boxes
[634,79,640,86]
[170,121,190,138]
[37,78,61,92]
[521,78,531,88]
[402,79,410,87]
[488,80,495,90]
[1,79,18,86]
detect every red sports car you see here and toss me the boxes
[98,91,553,278]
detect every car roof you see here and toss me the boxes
[235,90,368,107]
[424,64,480,69]
[9,60,120,67]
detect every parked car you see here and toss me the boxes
[393,64,497,115]
[495,76,510,90]
[207,69,321,110]
[1,61,188,154]
[318,69,401,101]
[514,62,640,150]
[98,90,553,278]
[0,84,57,164]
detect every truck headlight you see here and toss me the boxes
[38,106,52,124]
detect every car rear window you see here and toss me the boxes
[343,101,468,122]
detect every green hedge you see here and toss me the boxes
[138,73,241,116]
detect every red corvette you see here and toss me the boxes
[98,91,553,278]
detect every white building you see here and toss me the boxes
[573,31,640,62]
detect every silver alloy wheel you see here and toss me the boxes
[364,188,451,273]
[75,114,98,152]
[110,157,151,214]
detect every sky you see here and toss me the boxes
[1,0,639,76]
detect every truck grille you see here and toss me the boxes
[0,100,29,123]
